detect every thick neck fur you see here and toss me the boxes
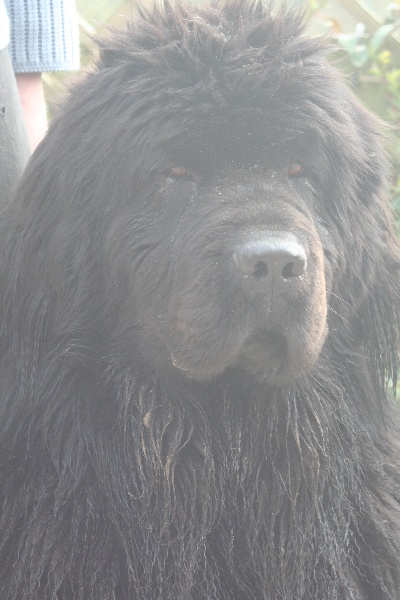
[1,340,399,600]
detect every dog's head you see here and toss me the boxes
[14,1,400,386]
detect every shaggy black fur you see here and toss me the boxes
[0,1,399,598]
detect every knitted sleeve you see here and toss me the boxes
[4,0,80,73]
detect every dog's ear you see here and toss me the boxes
[361,207,400,393]
[353,104,400,389]
[327,93,400,392]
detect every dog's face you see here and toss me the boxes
[49,2,388,386]
[121,117,331,384]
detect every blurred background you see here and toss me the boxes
[44,0,400,225]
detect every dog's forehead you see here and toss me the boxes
[164,103,317,170]
[105,3,332,120]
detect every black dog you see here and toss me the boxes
[0,1,399,598]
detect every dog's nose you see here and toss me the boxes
[233,232,307,292]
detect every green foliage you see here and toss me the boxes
[308,0,400,225]
[336,19,398,68]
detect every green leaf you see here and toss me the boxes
[384,2,400,24]
[337,23,366,52]
[369,23,396,54]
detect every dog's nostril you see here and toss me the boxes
[234,232,307,291]
[282,261,294,280]
[282,259,305,280]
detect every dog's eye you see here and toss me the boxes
[169,167,194,181]
[288,162,304,177]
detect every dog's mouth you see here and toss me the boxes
[240,329,286,357]
[232,328,291,384]
[170,327,294,384]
